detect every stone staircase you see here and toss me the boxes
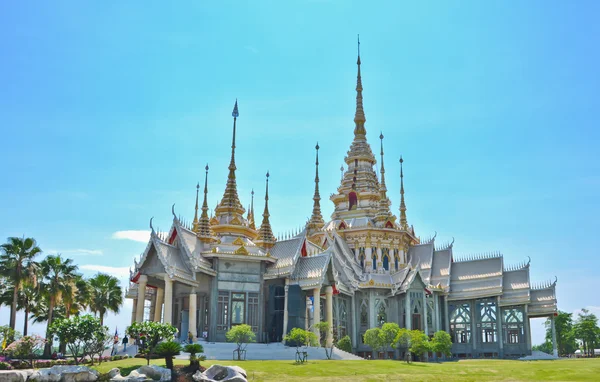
[519,350,558,361]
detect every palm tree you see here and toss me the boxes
[0,237,42,332]
[40,254,79,356]
[88,273,123,325]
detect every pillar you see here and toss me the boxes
[497,298,504,358]
[131,298,137,325]
[189,288,197,340]
[444,295,450,333]
[366,247,372,273]
[313,287,321,340]
[163,277,173,325]
[325,286,334,348]
[524,304,531,354]
[433,293,440,332]
[350,295,357,350]
[423,292,429,336]
[405,292,412,329]
[551,314,558,357]
[282,279,289,342]
[135,275,148,323]
[154,288,164,322]
[471,301,477,354]
[305,297,309,331]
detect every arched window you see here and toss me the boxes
[394,253,399,271]
[382,248,390,271]
[372,249,377,270]
[349,192,358,210]
[359,247,366,270]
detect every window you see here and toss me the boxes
[450,303,471,344]
[376,299,387,326]
[372,247,377,270]
[382,248,390,271]
[360,301,368,326]
[217,291,229,331]
[394,250,399,271]
[247,293,259,332]
[231,293,246,326]
[478,300,498,343]
[359,247,366,269]
[143,299,152,322]
[349,192,357,210]
[335,298,348,338]
[503,307,524,344]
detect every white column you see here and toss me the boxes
[551,314,558,357]
[282,279,289,342]
[154,288,164,322]
[313,287,321,340]
[366,247,372,273]
[189,289,197,340]
[325,286,334,348]
[405,292,412,329]
[135,275,148,323]
[163,277,173,325]
[444,295,450,333]
[131,298,137,325]
[433,294,440,332]
[497,298,504,357]
[423,292,429,335]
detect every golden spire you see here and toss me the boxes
[192,182,200,232]
[248,189,256,230]
[399,156,408,229]
[198,164,213,241]
[379,132,387,196]
[256,171,276,248]
[308,143,325,231]
[354,35,366,138]
[215,99,245,220]
[376,132,393,223]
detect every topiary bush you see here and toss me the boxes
[336,335,352,353]
[156,340,182,371]
[183,343,204,371]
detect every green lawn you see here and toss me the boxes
[91,358,600,381]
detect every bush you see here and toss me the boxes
[4,335,46,368]
[336,335,352,353]
[156,340,182,370]
[183,343,204,358]
[0,361,12,370]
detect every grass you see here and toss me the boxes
[90,357,600,381]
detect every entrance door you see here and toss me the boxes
[180,310,189,342]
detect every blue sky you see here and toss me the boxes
[1,1,599,344]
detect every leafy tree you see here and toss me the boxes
[363,327,384,358]
[226,324,256,361]
[544,311,578,356]
[126,321,177,365]
[0,237,42,334]
[0,326,21,351]
[49,314,109,365]
[313,321,336,359]
[573,309,600,357]
[4,335,46,368]
[184,343,204,371]
[284,328,318,363]
[409,330,431,360]
[88,273,123,325]
[394,328,413,363]
[430,330,452,357]
[336,335,352,353]
[40,254,79,356]
[380,323,400,358]
[156,340,182,370]
[532,342,553,354]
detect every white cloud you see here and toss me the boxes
[112,230,150,243]
[80,265,131,279]
[47,249,103,256]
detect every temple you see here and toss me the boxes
[126,44,558,359]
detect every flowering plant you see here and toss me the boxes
[4,335,45,368]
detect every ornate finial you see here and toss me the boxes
[149,217,155,233]
[247,189,256,230]
[197,164,213,241]
[192,180,200,230]
[340,165,344,181]
[215,100,245,223]
[353,36,366,137]
[375,132,392,223]
[399,156,408,230]
[308,142,325,232]
[256,171,276,248]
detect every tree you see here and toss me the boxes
[313,321,335,359]
[156,340,182,371]
[4,335,45,368]
[40,254,79,356]
[363,327,384,358]
[573,309,600,357]
[409,330,431,361]
[430,330,452,358]
[0,325,21,350]
[336,335,352,353]
[284,328,317,363]
[533,342,553,355]
[126,321,177,365]
[49,314,110,365]
[380,323,400,359]
[183,343,204,371]
[544,311,578,356]
[394,328,413,363]
[226,324,256,361]
[88,273,123,326]
[0,237,42,334]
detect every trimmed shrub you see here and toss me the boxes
[337,335,352,353]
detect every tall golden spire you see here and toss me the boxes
[256,171,276,248]
[354,35,366,138]
[192,182,200,232]
[215,100,245,221]
[198,164,213,241]
[307,143,325,231]
[399,156,408,229]
[247,189,256,230]
[379,133,387,196]
[376,133,393,223]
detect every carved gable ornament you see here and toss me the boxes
[235,245,248,255]
[232,237,245,246]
